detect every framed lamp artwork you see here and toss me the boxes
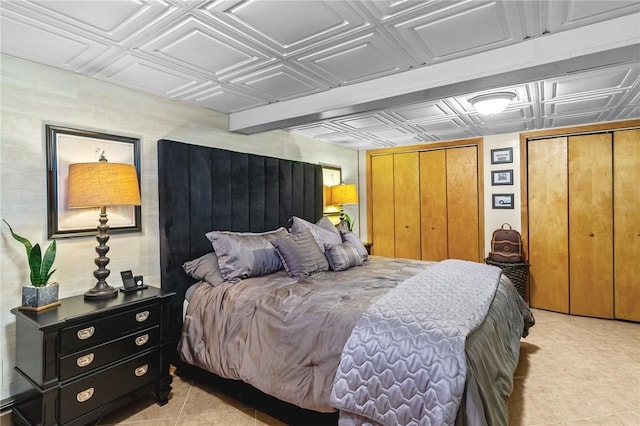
[46,124,142,238]
[321,165,342,222]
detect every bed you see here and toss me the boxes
[158,139,535,425]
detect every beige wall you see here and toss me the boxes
[0,54,357,398]
[482,133,522,257]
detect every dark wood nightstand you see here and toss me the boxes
[11,286,175,426]
[363,242,372,255]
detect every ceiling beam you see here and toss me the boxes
[229,13,640,134]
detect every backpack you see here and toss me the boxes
[490,223,524,263]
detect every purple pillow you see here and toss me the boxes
[271,229,329,278]
[340,231,369,262]
[324,243,363,271]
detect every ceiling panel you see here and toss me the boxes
[0,0,638,151]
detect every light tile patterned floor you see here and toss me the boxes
[3,309,638,425]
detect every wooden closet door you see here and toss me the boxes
[371,155,395,257]
[446,146,479,261]
[528,137,569,313]
[613,129,640,321]
[420,150,448,261]
[393,153,421,259]
[568,134,613,318]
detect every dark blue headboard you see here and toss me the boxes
[157,139,323,341]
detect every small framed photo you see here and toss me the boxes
[491,169,513,186]
[492,193,515,209]
[490,147,513,164]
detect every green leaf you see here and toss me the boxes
[40,240,56,283]
[28,244,43,286]
[344,213,354,232]
[3,219,33,258]
[44,269,57,285]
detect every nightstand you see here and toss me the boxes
[11,286,175,426]
[362,242,372,255]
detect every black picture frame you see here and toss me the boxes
[491,169,514,186]
[492,193,515,209]
[46,124,142,238]
[321,165,342,221]
[490,147,513,164]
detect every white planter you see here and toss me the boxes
[21,282,60,310]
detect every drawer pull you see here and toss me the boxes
[135,334,149,346]
[135,311,149,322]
[77,326,95,340]
[76,353,94,367]
[76,387,94,402]
[134,364,148,377]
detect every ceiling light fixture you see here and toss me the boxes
[469,92,516,115]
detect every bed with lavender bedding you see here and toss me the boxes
[158,139,534,425]
[179,255,534,425]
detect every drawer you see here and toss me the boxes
[59,326,159,381]
[60,303,160,354]
[60,349,159,424]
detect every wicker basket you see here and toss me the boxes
[484,257,529,300]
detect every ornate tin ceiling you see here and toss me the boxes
[1,1,639,149]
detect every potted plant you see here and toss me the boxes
[3,219,59,310]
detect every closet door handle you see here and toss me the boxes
[588,232,594,237]
[637,231,640,237]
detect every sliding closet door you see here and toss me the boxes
[568,134,613,318]
[528,137,569,313]
[393,153,421,259]
[446,146,479,261]
[371,155,395,257]
[613,129,640,321]
[420,150,448,261]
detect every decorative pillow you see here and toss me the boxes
[324,243,363,271]
[271,229,329,278]
[290,216,341,252]
[341,231,369,262]
[182,252,225,287]
[316,216,340,235]
[205,227,288,281]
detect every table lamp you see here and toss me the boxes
[330,183,358,222]
[67,157,141,299]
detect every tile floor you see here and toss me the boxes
[3,308,639,425]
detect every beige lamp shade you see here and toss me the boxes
[67,162,141,208]
[331,184,358,205]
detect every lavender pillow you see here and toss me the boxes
[324,243,363,271]
[316,217,340,235]
[290,216,341,252]
[341,231,369,262]
[271,229,329,278]
[182,252,225,287]
[206,227,288,281]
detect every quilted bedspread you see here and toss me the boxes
[330,259,501,426]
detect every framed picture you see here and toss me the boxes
[46,124,141,238]
[492,193,515,209]
[321,165,342,222]
[491,169,513,186]
[490,147,513,164]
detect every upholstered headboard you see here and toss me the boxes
[157,139,324,341]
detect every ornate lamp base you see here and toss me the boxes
[84,284,118,299]
[85,206,118,300]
